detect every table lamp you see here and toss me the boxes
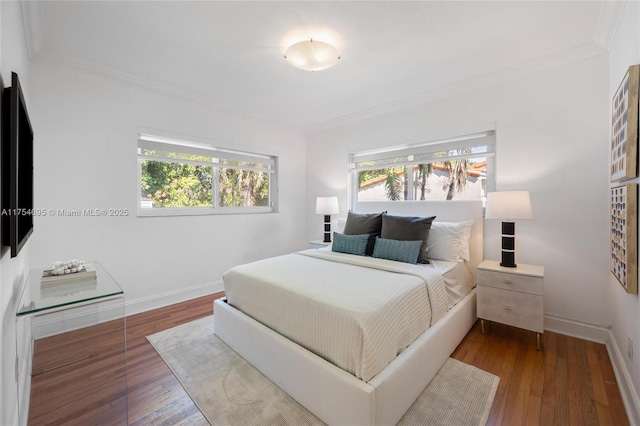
[485,191,532,267]
[316,196,339,243]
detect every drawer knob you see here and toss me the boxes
[503,279,513,284]
[503,305,512,311]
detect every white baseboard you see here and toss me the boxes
[544,314,639,424]
[607,329,640,425]
[19,289,639,424]
[33,296,125,339]
[544,313,610,343]
[16,280,223,425]
[124,280,224,317]
[31,280,224,338]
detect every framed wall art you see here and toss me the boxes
[611,183,638,294]
[611,65,639,182]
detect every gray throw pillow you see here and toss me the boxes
[343,211,384,256]
[380,213,436,264]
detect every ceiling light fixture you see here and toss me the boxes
[284,38,340,71]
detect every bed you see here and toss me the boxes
[214,200,483,425]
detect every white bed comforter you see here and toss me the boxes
[223,249,449,382]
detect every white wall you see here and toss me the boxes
[607,1,640,424]
[0,2,33,425]
[28,59,307,314]
[4,2,633,424]
[307,55,611,337]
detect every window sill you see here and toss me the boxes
[137,206,276,217]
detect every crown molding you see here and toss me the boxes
[32,34,607,135]
[35,41,607,136]
[306,42,608,134]
[33,50,301,131]
[20,0,621,134]
[20,0,44,58]
[594,0,627,52]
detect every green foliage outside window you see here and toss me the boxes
[140,152,271,208]
[357,158,475,201]
[219,168,269,207]
[352,133,493,204]
[140,160,213,207]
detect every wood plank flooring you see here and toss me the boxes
[125,293,221,426]
[451,321,629,426]
[28,318,128,426]
[28,293,628,425]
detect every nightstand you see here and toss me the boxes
[477,259,544,350]
[308,240,331,249]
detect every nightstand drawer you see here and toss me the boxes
[477,269,543,295]
[477,286,543,333]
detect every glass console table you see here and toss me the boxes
[16,261,127,425]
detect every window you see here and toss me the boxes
[137,132,277,215]
[350,130,495,205]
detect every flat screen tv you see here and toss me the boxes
[2,72,34,257]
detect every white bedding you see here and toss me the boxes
[223,249,449,382]
[428,259,475,306]
[318,246,474,307]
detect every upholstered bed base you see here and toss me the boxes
[213,287,477,425]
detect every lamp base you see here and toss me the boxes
[323,214,332,243]
[500,222,517,267]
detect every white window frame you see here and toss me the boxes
[349,130,495,209]
[137,130,278,216]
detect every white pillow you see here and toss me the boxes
[427,221,474,262]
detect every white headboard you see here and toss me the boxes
[352,200,483,281]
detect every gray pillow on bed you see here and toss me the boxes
[331,232,369,256]
[380,213,436,264]
[372,237,423,264]
[343,212,384,256]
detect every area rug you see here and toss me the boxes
[147,316,499,426]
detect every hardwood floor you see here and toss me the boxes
[29,317,128,425]
[125,293,221,426]
[452,321,629,426]
[28,293,628,425]
[28,293,221,426]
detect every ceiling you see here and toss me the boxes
[28,1,617,130]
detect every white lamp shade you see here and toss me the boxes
[316,196,339,215]
[485,191,532,220]
[285,39,340,71]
